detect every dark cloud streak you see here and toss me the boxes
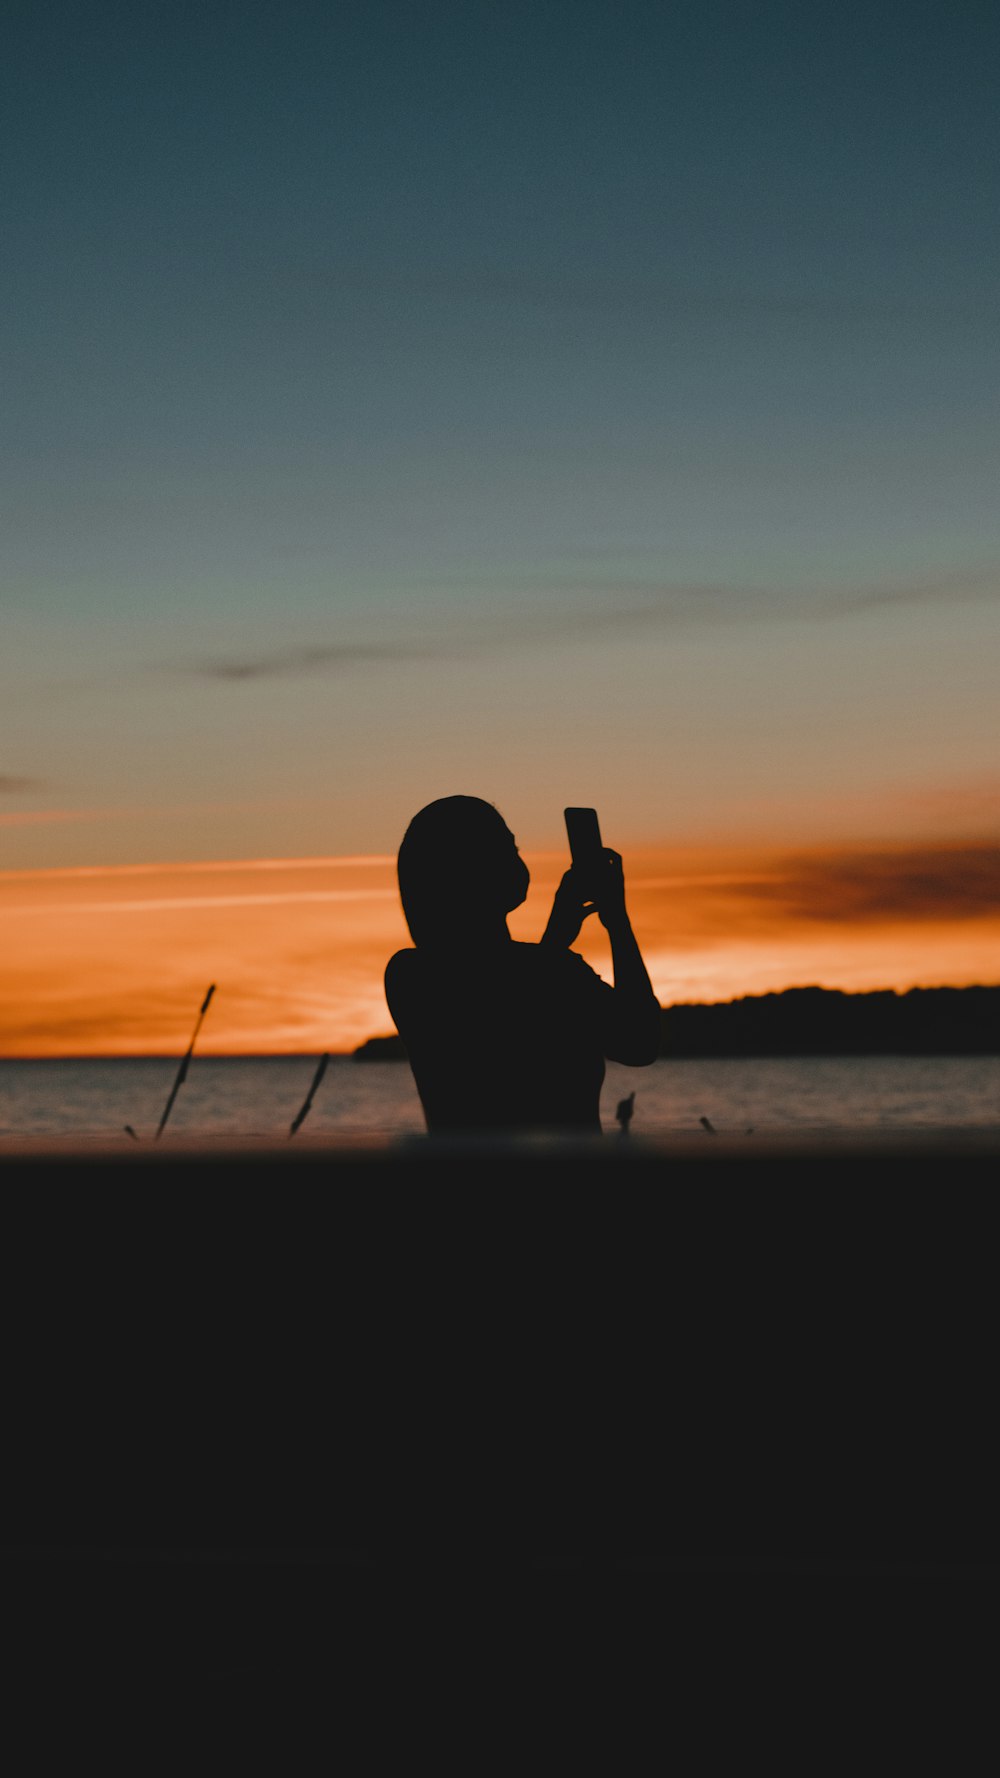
[741,843,1000,926]
[826,566,999,618]
[184,642,449,683]
[170,564,998,684]
[0,775,44,795]
[548,565,1000,632]
[413,563,1000,634]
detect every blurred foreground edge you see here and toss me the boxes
[2,1130,998,1571]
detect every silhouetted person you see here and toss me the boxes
[384,796,660,1133]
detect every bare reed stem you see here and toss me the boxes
[155,983,216,1140]
[289,1052,329,1138]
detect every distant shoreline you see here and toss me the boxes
[354,984,1000,1061]
[2,984,997,1064]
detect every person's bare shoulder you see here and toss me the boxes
[385,948,416,976]
[385,947,419,1015]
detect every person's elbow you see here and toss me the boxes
[606,1001,661,1066]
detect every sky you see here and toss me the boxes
[3,0,998,1053]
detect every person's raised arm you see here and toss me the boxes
[592,850,661,1063]
[540,864,592,951]
[541,851,661,1064]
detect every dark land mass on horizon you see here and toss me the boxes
[354,984,1000,1061]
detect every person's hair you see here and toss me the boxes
[397,796,524,948]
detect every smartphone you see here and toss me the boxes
[564,806,604,895]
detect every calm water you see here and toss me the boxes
[0,1054,997,1139]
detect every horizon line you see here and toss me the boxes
[5,979,997,1063]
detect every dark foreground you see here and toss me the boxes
[3,1131,998,1574]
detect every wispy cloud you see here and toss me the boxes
[822,565,1000,618]
[0,809,93,829]
[607,841,1000,958]
[183,642,447,682]
[0,796,383,832]
[534,563,1000,633]
[0,775,44,795]
[397,562,1000,640]
[727,842,1000,926]
[4,888,398,916]
[157,564,999,687]
[3,853,394,882]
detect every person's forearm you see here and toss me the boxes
[607,914,656,1005]
[607,914,661,1055]
[541,876,586,949]
[540,900,567,948]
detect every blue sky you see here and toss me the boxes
[3,0,998,868]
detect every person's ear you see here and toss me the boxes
[506,856,530,912]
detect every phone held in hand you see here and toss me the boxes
[564,806,603,897]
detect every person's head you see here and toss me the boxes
[397,796,529,949]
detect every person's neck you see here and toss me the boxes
[456,916,512,951]
[482,918,513,948]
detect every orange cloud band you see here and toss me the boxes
[1,841,997,1056]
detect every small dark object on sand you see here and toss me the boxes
[699,1115,716,1134]
[156,983,216,1140]
[289,1052,330,1138]
[615,1091,635,1134]
[123,1125,139,1141]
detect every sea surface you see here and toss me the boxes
[0,1054,997,1140]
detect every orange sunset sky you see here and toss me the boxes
[2,821,997,1056]
[4,4,999,1056]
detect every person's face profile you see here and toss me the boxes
[500,825,530,912]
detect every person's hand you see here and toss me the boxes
[540,866,600,949]
[541,851,630,947]
[592,848,628,933]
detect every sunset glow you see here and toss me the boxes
[3,840,996,1057]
